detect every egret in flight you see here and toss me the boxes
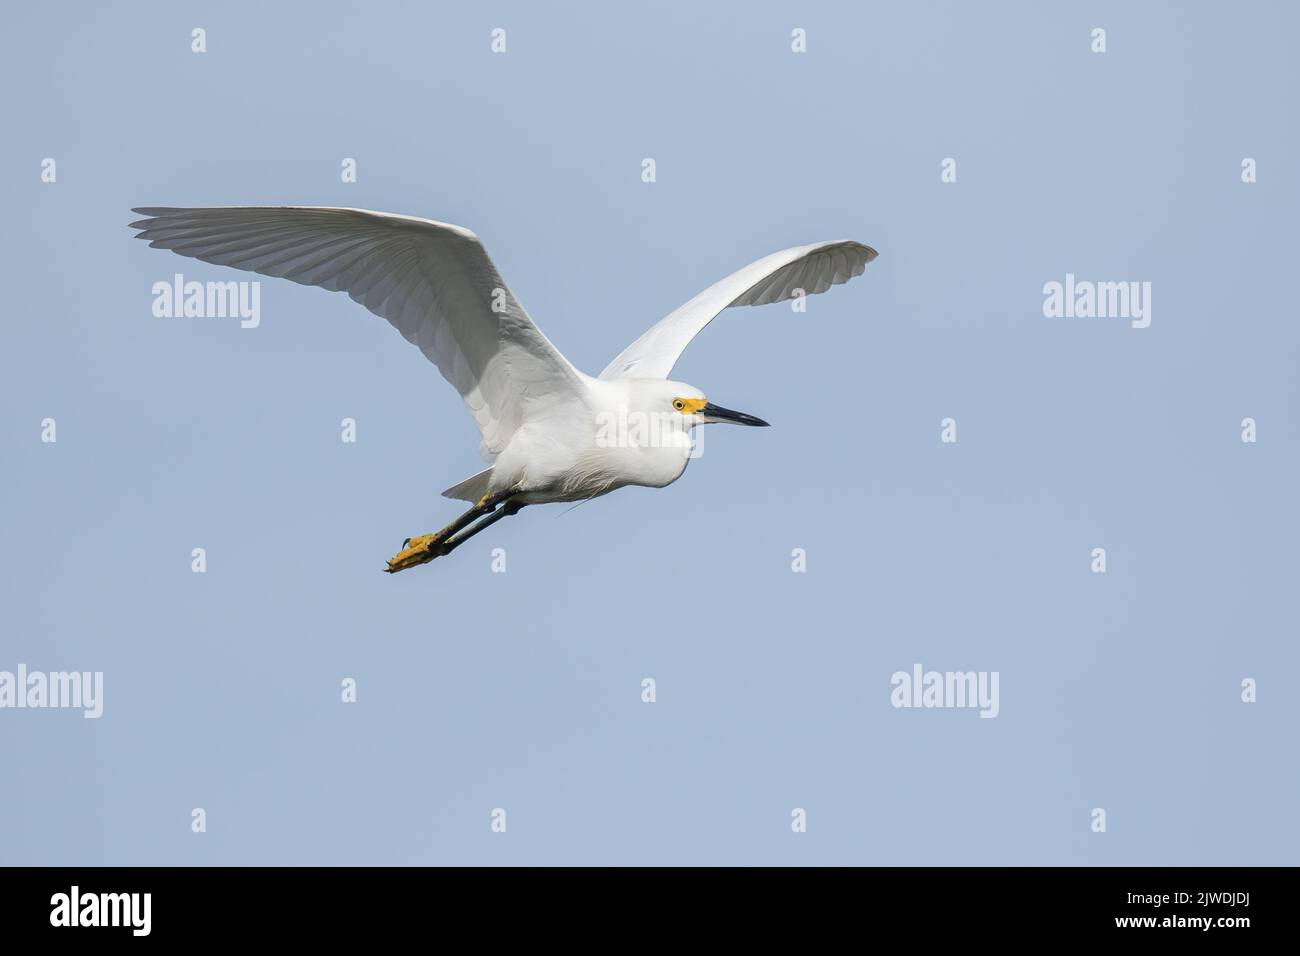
[129,207,876,572]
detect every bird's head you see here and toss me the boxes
[647,380,770,428]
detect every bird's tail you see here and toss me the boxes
[441,467,494,502]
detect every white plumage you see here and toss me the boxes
[599,240,873,380]
[130,206,876,570]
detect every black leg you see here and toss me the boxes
[438,499,526,556]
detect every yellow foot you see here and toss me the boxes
[384,533,446,573]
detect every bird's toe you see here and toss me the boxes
[385,533,445,573]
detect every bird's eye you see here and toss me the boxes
[673,399,685,411]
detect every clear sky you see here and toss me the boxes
[2,0,1296,865]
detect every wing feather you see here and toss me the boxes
[130,206,584,456]
[601,240,876,379]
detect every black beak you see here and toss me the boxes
[701,402,770,427]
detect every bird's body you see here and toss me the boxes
[129,206,876,570]
[483,377,701,505]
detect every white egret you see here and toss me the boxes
[129,207,877,571]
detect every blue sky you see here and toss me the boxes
[1,0,1296,864]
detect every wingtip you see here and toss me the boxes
[840,240,878,263]
[128,207,171,231]
[826,239,879,263]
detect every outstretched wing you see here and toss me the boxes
[599,240,877,380]
[129,206,584,456]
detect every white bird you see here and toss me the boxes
[129,207,877,571]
